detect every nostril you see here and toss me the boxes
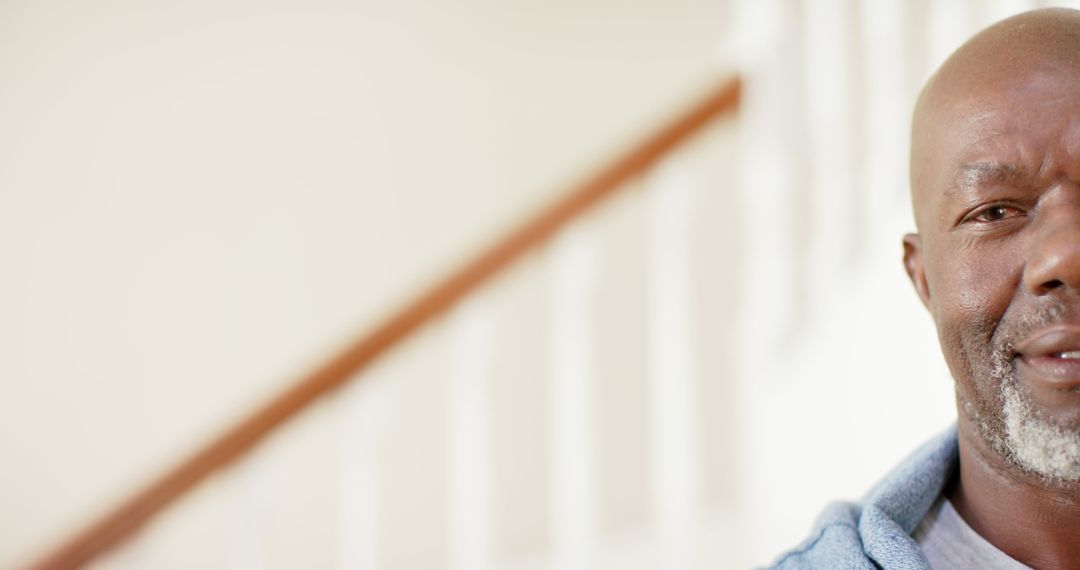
[1044,279,1065,291]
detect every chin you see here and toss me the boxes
[961,354,1080,482]
[1000,381,1080,481]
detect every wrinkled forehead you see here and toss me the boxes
[925,63,1080,161]
[911,61,1080,228]
[910,8,1080,228]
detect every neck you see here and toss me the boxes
[951,418,1080,569]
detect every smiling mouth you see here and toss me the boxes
[1010,326,1080,387]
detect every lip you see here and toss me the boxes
[1015,326,1080,356]
[1015,325,1080,388]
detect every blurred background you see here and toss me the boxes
[2,0,1073,568]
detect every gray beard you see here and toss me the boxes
[978,303,1080,481]
[992,353,1080,480]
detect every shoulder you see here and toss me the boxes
[764,426,959,569]
[768,501,879,570]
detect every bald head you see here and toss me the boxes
[911,8,1080,229]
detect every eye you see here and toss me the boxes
[968,204,1024,223]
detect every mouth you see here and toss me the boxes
[1014,326,1080,388]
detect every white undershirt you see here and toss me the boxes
[912,496,1031,570]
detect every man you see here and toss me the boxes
[771,8,1080,569]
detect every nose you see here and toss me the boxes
[1024,202,1080,295]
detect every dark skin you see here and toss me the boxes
[905,8,1080,569]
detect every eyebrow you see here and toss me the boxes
[948,161,1025,196]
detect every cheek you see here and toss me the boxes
[928,241,1021,388]
[948,262,1015,322]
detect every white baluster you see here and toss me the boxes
[728,0,807,563]
[986,0,1039,26]
[646,159,702,569]
[338,377,389,570]
[860,0,910,245]
[928,0,975,70]
[804,0,857,310]
[227,457,270,570]
[730,0,803,363]
[549,226,598,570]
[448,299,495,570]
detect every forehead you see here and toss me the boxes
[915,65,1080,215]
[952,66,1080,146]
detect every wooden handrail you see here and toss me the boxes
[27,76,741,570]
